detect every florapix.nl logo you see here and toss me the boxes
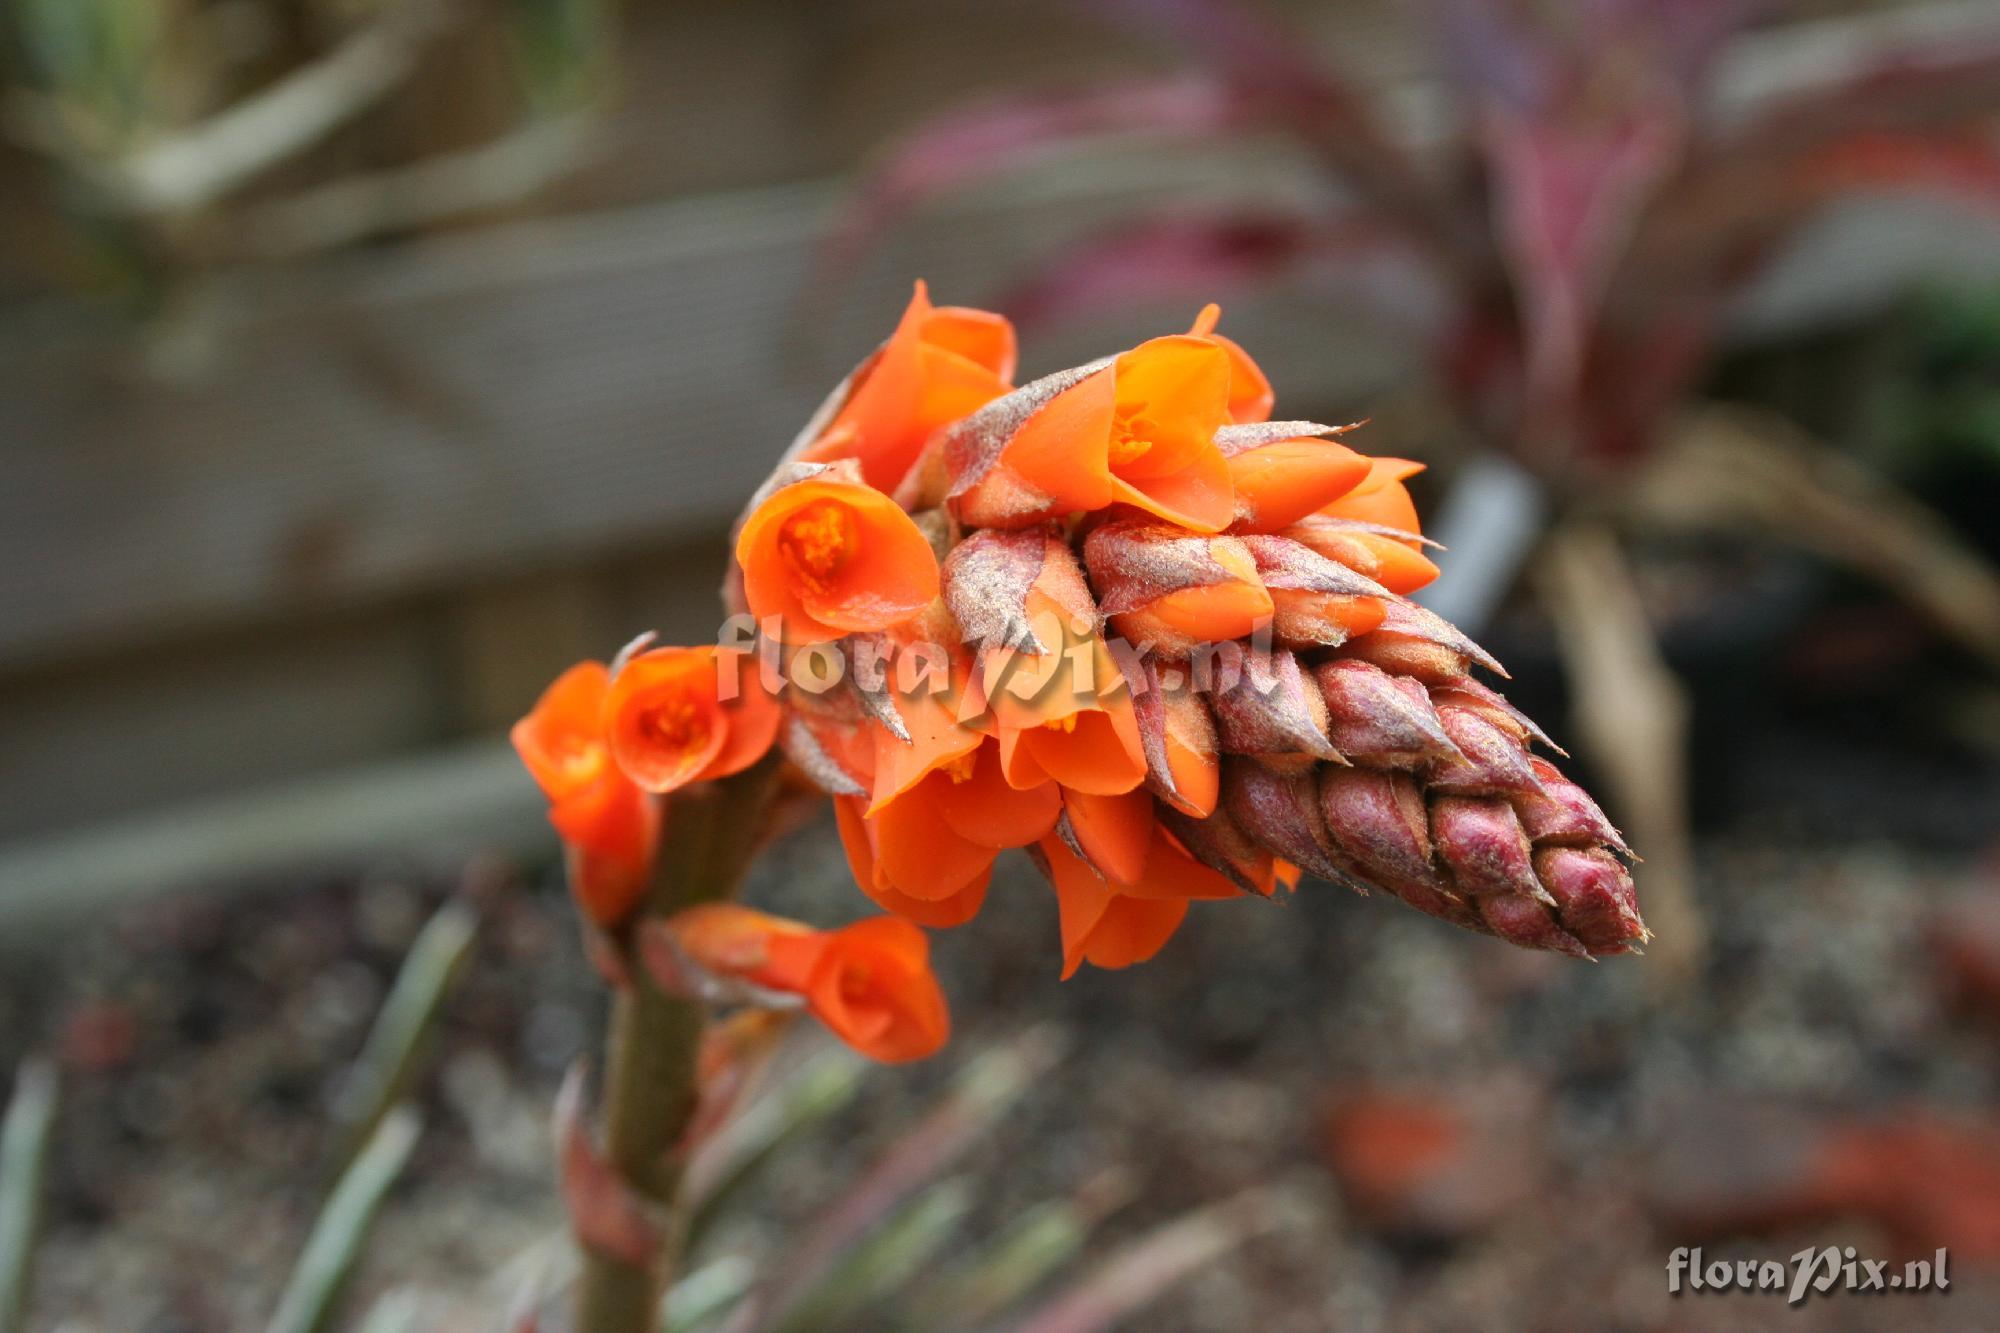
[1668,1247,1950,1306]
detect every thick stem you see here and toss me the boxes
[575,756,782,1332]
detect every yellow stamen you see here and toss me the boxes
[1108,401,1157,467]
[777,500,857,592]
[643,693,713,756]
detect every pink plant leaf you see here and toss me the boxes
[816,77,1253,291]
[1482,102,1684,411]
[994,210,1419,334]
[1087,0,1462,259]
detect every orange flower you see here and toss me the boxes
[605,646,782,794]
[834,793,992,928]
[1037,823,1239,978]
[669,905,950,1062]
[953,335,1236,532]
[511,662,661,924]
[802,281,1016,492]
[982,610,1148,795]
[1321,456,1424,533]
[1284,456,1438,593]
[1189,303,1273,424]
[736,462,941,643]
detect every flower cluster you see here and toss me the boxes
[515,282,1646,1061]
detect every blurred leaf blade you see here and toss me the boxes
[684,1049,865,1254]
[766,1178,974,1333]
[331,899,477,1174]
[0,1059,57,1333]
[917,1171,1135,1328]
[267,1107,422,1333]
[722,1028,1063,1333]
[663,1256,756,1333]
[999,1184,1291,1333]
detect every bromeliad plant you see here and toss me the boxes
[513,284,1644,1329]
[825,0,2000,977]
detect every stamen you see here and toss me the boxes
[777,500,858,591]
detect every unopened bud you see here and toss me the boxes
[1314,660,1457,768]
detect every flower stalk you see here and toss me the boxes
[575,754,782,1333]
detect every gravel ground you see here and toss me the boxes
[7,696,2000,1330]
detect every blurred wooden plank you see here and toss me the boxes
[0,608,447,840]
[0,739,540,925]
[4,0,1999,683]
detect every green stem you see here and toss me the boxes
[575,755,781,1333]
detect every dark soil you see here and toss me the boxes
[7,683,2000,1332]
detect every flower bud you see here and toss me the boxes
[1084,519,1273,658]
[1428,797,1551,904]
[1207,648,1339,768]
[1338,599,1506,684]
[1313,660,1458,768]
[1515,757,1630,854]
[1127,658,1221,817]
[1236,534,1389,648]
[1221,759,1354,887]
[1427,705,1547,799]
[1535,846,1646,953]
[1279,515,1443,595]
[943,528,1094,655]
[1217,421,1370,531]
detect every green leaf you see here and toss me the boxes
[765,1179,974,1333]
[682,1051,864,1255]
[0,1060,57,1333]
[999,1185,1292,1333]
[267,1107,422,1333]
[330,900,477,1176]
[662,1255,756,1333]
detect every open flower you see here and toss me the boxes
[1037,817,1240,977]
[605,646,782,793]
[801,281,1016,492]
[1189,303,1273,424]
[511,662,661,924]
[667,905,950,1062]
[948,334,1236,531]
[736,460,941,643]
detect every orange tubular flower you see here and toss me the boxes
[948,335,1236,532]
[605,645,782,794]
[1188,303,1274,424]
[1322,456,1424,533]
[669,905,950,1062]
[736,460,942,643]
[1219,421,1372,532]
[802,281,1017,492]
[512,662,662,925]
[1037,821,1240,977]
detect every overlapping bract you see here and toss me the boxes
[742,285,1645,971]
[515,283,1646,1062]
